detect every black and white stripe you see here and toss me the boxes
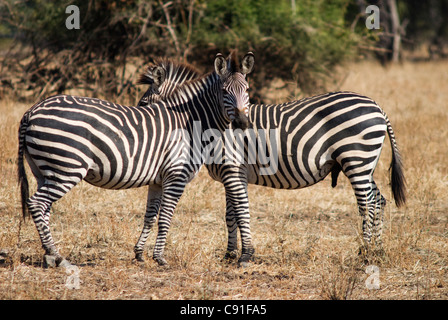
[17,52,255,266]
[137,61,406,264]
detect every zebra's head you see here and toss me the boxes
[137,59,201,106]
[214,51,254,130]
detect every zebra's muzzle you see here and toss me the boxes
[232,110,249,130]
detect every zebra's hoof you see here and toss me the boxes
[43,254,57,268]
[358,244,386,265]
[238,260,253,268]
[43,254,67,268]
[223,250,238,261]
[358,245,369,257]
[134,252,145,262]
[153,256,168,266]
[238,252,254,267]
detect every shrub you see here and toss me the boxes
[1,0,362,101]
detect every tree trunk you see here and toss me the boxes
[387,0,401,62]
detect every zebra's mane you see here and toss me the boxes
[150,51,243,94]
[139,58,221,106]
[226,49,241,73]
[138,55,243,113]
[161,70,220,107]
[138,58,201,86]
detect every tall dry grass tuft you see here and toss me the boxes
[318,254,361,300]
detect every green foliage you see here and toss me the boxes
[189,0,359,94]
[0,0,365,100]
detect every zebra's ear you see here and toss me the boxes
[241,52,254,75]
[214,53,228,77]
[152,66,166,87]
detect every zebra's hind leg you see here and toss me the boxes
[134,185,162,262]
[351,178,386,256]
[27,181,76,267]
[371,182,387,248]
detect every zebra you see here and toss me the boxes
[17,52,255,267]
[137,61,406,264]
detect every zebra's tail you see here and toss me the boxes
[384,113,406,207]
[18,115,30,220]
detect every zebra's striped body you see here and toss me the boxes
[209,91,406,260]
[137,61,406,263]
[17,53,255,266]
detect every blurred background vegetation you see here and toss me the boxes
[0,0,447,103]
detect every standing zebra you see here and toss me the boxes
[137,61,406,264]
[219,92,406,263]
[17,52,255,267]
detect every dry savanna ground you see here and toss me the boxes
[0,61,447,300]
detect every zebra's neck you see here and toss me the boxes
[159,71,229,133]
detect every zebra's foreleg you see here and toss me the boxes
[225,183,254,265]
[224,194,238,261]
[134,185,162,262]
[235,208,254,266]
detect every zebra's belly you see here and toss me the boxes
[246,158,335,189]
[84,168,156,189]
[83,157,164,190]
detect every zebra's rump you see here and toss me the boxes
[24,95,169,189]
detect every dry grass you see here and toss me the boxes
[0,61,447,300]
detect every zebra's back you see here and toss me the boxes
[234,92,388,189]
